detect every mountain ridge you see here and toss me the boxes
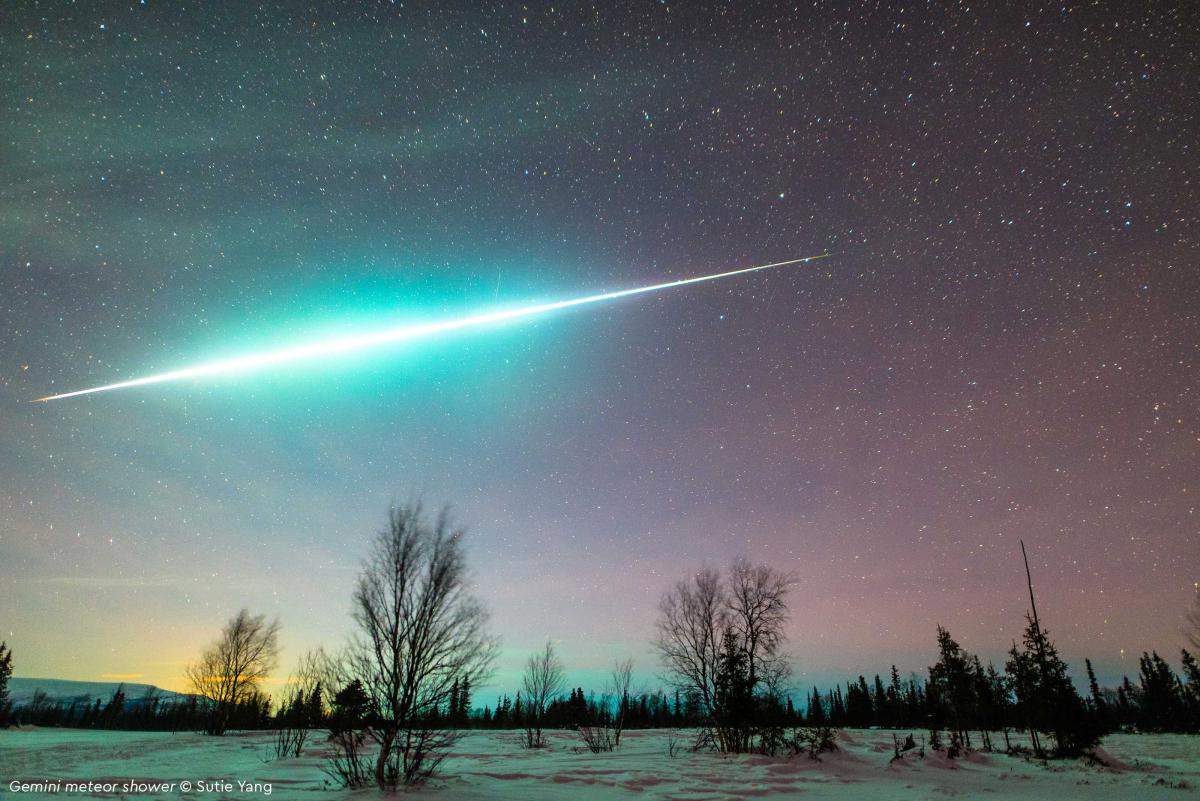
[7,677,185,706]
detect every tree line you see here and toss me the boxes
[5,640,1199,744]
[4,684,271,732]
[805,636,1200,747]
[4,504,1200,789]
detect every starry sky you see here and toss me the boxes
[1,3,1196,696]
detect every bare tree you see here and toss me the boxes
[654,567,727,718]
[1187,590,1200,651]
[347,503,495,788]
[522,639,565,748]
[294,647,340,718]
[578,658,634,753]
[270,647,339,761]
[727,558,793,691]
[655,560,794,754]
[610,658,634,748]
[185,608,281,736]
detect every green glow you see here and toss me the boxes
[36,255,827,402]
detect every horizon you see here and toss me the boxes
[7,548,1191,702]
[3,0,1196,743]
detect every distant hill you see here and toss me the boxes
[8,677,184,707]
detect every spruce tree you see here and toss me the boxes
[887,666,903,727]
[1137,651,1184,731]
[872,675,887,727]
[929,626,977,750]
[713,628,753,752]
[1006,614,1099,756]
[1117,677,1138,728]
[808,689,826,725]
[448,678,460,720]
[905,680,922,728]
[459,675,472,725]
[1085,659,1108,730]
[986,661,1012,749]
[307,683,325,726]
[331,679,369,734]
[845,677,873,728]
[830,687,846,725]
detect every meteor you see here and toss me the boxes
[35,254,828,402]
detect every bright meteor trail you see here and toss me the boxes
[36,255,828,402]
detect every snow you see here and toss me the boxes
[1,727,1196,800]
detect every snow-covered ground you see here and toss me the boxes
[1,727,1196,800]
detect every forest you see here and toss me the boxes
[3,504,1199,791]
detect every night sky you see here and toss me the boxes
[2,3,1196,695]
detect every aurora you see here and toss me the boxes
[35,254,827,402]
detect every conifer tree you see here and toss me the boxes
[992,661,1013,748]
[905,679,922,728]
[1006,614,1099,756]
[929,626,977,750]
[1137,651,1184,731]
[971,658,1008,750]
[844,676,873,728]
[448,678,460,720]
[331,680,369,734]
[713,628,753,752]
[1085,659,1108,730]
[830,687,846,725]
[307,683,325,726]
[99,685,126,729]
[872,675,887,727]
[1004,540,1101,757]
[85,698,101,728]
[1117,676,1138,728]
[886,666,902,727]
[459,675,472,725]
[808,689,826,725]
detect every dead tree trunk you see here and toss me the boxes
[1021,540,1048,758]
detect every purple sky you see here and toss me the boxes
[2,3,1196,696]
